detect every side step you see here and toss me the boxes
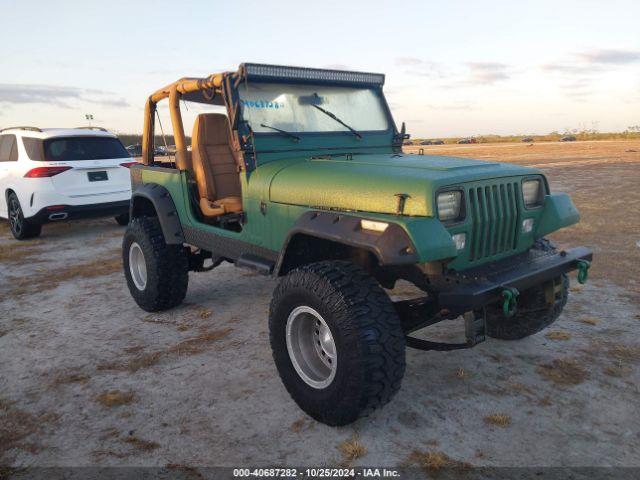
[405,310,486,352]
[235,253,274,275]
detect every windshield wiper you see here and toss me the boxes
[259,123,301,142]
[310,104,362,139]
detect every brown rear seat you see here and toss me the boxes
[191,113,242,217]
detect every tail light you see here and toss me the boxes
[120,162,139,168]
[24,166,72,178]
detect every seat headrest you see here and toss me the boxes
[192,113,230,146]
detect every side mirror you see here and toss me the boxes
[400,122,410,139]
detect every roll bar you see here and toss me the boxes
[142,74,227,169]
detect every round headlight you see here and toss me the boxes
[437,191,462,221]
[522,179,542,207]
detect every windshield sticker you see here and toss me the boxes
[241,99,285,109]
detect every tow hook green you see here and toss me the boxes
[576,260,590,284]
[501,287,520,317]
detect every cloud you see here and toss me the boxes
[395,57,425,66]
[465,62,510,83]
[577,49,640,65]
[540,63,604,75]
[0,84,129,108]
[395,57,448,79]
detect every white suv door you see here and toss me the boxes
[0,134,19,217]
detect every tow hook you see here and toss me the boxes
[501,287,520,317]
[576,260,590,284]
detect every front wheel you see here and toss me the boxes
[269,261,406,426]
[7,192,41,240]
[122,216,188,312]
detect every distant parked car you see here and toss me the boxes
[432,139,444,145]
[457,138,476,144]
[522,136,534,142]
[419,140,432,146]
[561,135,577,142]
[403,140,414,146]
[126,144,142,156]
[0,126,134,239]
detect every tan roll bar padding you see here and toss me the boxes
[142,74,225,168]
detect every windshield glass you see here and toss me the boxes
[238,83,389,134]
[44,136,129,161]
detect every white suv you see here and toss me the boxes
[0,126,135,239]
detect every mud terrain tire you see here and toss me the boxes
[123,216,188,312]
[269,261,406,426]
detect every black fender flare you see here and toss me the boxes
[274,210,419,275]
[130,183,185,244]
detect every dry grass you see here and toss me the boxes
[0,397,59,458]
[98,328,233,373]
[545,330,571,341]
[95,390,136,407]
[121,435,159,452]
[607,345,640,362]
[8,254,122,298]
[484,413,512,427]
[603,363,633,378]
[408,449,471,472]
[338,436,366,462]
[198,309,212,319]
[0,239,46,263]
[456,367,466,379]
[580,316,600,326]
[537,358,589,385]
[290,418,309,433]
[51,371,90,387]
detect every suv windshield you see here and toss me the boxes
[44,136,129,161]
[238,83,389,134]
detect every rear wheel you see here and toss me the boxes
[269,261,406,426]
[7,192,41,240]
[122,216,188,312]
[115,213,129,226]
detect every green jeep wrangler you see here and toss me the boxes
[122,63,592,426]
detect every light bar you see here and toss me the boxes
[244,63,385,86]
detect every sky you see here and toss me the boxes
[1,0,639,137]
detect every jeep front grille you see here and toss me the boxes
[468,182,521,262]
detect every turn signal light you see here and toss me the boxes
[24,166,72,178]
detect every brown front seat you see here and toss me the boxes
[191,113,242,217]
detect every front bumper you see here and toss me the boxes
[438,246,593,310]
[30,200,130,224]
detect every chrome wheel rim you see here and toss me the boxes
[286,306,337,389]
[128,242,147,291]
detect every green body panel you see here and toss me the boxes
[535,193,580,238]
[266,154,536,217]
[138,155,580,272]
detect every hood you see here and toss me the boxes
[268,153,539,216]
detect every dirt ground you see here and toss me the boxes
[1,140,639,473]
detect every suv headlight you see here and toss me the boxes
[437,191,462,222]
[522,179,542,207]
